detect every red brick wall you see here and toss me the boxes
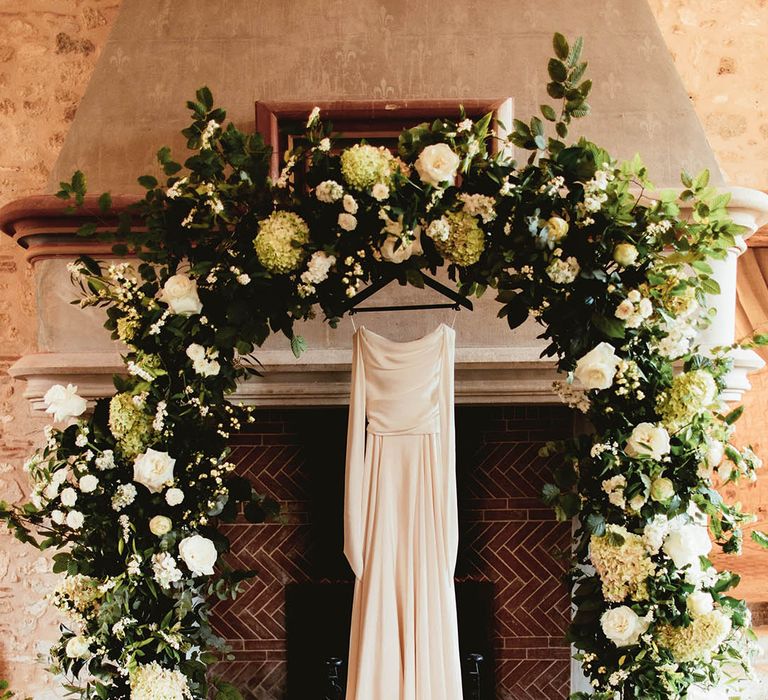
[213,406,573,699]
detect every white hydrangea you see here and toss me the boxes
[95,450,116,471]
[426,217,451,242]
[130,661,192,700]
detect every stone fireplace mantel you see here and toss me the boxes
[2,187,768,409]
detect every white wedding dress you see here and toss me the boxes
[343,323,463,700]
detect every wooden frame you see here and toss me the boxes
[255,98,514,180]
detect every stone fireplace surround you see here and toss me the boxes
[214,405,572,700]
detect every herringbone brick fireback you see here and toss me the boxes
[213,406,573,699]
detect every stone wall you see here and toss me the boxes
[1,1,767,696]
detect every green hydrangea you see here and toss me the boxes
[434,211,485,267]
[655,369,718,433]
[340,144,392,190]
[657,610,731,663]
[254,211,310,274]
[108,392,154,458]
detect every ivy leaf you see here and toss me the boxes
[542,483,560,504]
[290,335,307,358]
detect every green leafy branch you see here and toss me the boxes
[510,33,592,157]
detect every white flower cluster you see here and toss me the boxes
[457,193,497,223]
[315,180,344,203]
[602,475,627,509]
[151,552,183,589]
[199,119,220,150]
[614,290,653,328]
[546,252,580,284]
[653,316,698,360]
[186,343,220,377]
[552,380,591,413]
[94,449,116,471]
[111,483,137,511]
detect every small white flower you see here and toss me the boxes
[338,213,358,231]
[60,487,77,507]
[165,488,185,506]
[306,106,320,127]
[342,194,358,214]
[50,509,65,525]
[43,384,87,423]
[112,483,137,511]
[613,243,638,267]
[236,273,251,285]
[650,477,675,502]
[457,118,473,132]
[65,635,90,659]
[66,510,84,529]
[372,183,390,201]
[78,474,99,493]
[318,137,331,152]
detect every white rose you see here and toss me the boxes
[342,194,358,214]
[380,230,423,264]
[133,449,176,494]
[338,212,357,231]
[600,606,650,647]
[165,488,185,506]
[178,534,218,576]
[687,590,714,618]
[663,523,712,569]
[650,477,675,502]
[50,509,65,525]
[78,474,99,493]
[186,343,206,362]
[160,274,203,316]
[613,243,639,267]
[149,515,173,536]
[43,384,87,423]
[65,635,90,659]
[372,183,390,201]
[625,423,671,461]
[638,297,653,318]
[66,510,84,529]
[573,342,620,391]
[60,487,77,507]
[414,143,461,187]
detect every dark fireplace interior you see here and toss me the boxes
[213,406,572,699]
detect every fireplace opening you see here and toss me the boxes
[214,406,572,699]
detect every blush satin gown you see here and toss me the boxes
[343,323,463,700]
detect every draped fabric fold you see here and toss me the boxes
[343,323,462,700]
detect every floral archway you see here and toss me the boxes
[2,34,766,700]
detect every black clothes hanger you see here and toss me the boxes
[343,272,474,315]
